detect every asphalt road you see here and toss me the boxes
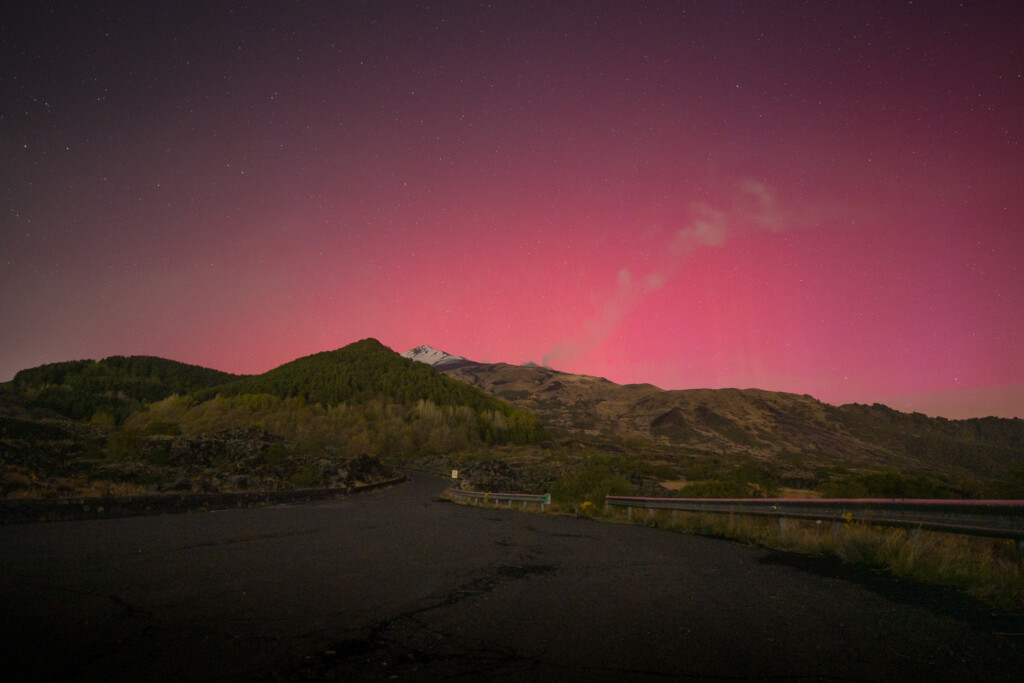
[2,473,1022,682]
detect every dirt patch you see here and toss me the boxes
[777,487,820,498]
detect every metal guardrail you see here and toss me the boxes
[448,488,551,511]
[604,496,1024,548]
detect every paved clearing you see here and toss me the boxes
[2,473,1021,681]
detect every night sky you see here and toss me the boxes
[2,1,1022,419]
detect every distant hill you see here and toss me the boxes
[7,340,532,426]
[441,361,1024,491]
[12,355,242,422]
[210,339,502,412]
[4,340,1021,502]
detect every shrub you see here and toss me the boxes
[105,429,143,462]
[551,463,634,507]
[290,464,321,488]
[818,470,956,499]
[675,479,759,498]
[143,421,181,436]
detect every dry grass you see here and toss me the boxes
[623,507,1024,611]
[446,490,1024,610]
[1,470,155,499]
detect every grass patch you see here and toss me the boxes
[626,507,1024,610]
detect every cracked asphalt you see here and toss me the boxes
[2,473,1022,682]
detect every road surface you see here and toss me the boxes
[2,473,1021,681]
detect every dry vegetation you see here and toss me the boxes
[602,503,1024,610]
[444,488,1023,610]
[445,362,1024,492]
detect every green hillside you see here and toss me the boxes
[132,339,545,451]
[1,340,544,498]
[207,339,514,413]
[12,355,243,423]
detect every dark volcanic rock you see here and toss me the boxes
[650,407,702,443]
[345,454,394,484]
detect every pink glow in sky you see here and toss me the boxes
[2,1,1022,419]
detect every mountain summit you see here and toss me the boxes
[401,345,478,370]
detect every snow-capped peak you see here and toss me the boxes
[401,345,466,368]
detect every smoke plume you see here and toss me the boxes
[542,181,782,369]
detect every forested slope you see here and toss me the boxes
[1,340,544,498]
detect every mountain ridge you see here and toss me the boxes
[1,341,1020,502]
[400,344,479,371]
[427,353,1022,489]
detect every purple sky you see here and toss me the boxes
[2,1,1022,418]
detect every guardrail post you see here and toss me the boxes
[627,506,632,521]
[778,516,789,540]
